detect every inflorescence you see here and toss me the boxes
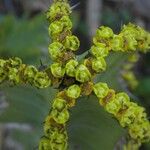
[0,0,150,150]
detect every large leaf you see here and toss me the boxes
[0,15,49,64]
[0,52,128,150]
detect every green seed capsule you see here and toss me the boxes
[48,42,64,61]
[51,109,69,124]
[65,59,78,77]
[93,82,109,99]
[91,57,106,73]
[90,43,108,58]
[75,64,91,83]
[50,63,65,78]
[64,35,80,51]
[52,98,67,111]
[66,84,81,99]
[34,72,51,88]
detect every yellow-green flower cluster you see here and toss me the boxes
[0,58,51,88]
[47,0,80,82]
[23,65,51,88]
[93,82,150,146]
[110,23,150,52]
[0,57,23,84]
[121,53,139,90]
[87,26,112,74]
[40,83,82,150]
[89,23,150,76]
[1,0,150,149]
[41,97,69,150]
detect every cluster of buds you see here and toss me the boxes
[0,57,51,88]
[93,82,150,148]
[91,23,150,53]
[35,0,150,149]
[39,84,82,150]
[121,53,139,90]
[1,0,150,150]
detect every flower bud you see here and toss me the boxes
[65,59,78,77]
[46,2,71,22]
[60,15,72,30]
[122,71,138,89]
[0,59,6,83]
[51,130,68,144]
[111,35,124,51]
[129,121,150,142]
[50,63,65,78]
[51,109,69,124]
[105,92,130,115]
[52,98,67,111]
[51,142,67,150]
[118,102,145,127]
[93,82,109,99]
[75,64,91,83]
[48,42,64,61]
[90,43,108,58]
[123,34,137,51]
[49,21,63,37]
[9,57,22,67]
[39,137,50,150]
[91,57,106,73]
[96,26,114,39]
[23,65,38,83]
[8,67,20,84]
[66,84,81,99]
[34,72,51,88]
[64,35,80,51]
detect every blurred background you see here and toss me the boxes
[0,0,150,149]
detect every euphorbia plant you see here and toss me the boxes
[0,0,150,150]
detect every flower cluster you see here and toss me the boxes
[92,23,150,53]
[0,57,51,88]
[40,84,81,150]
[40,1,150,149]
[121,53,139,90]
[47,0,80,78]
[1,0,150,150]
[93,82,150,148]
